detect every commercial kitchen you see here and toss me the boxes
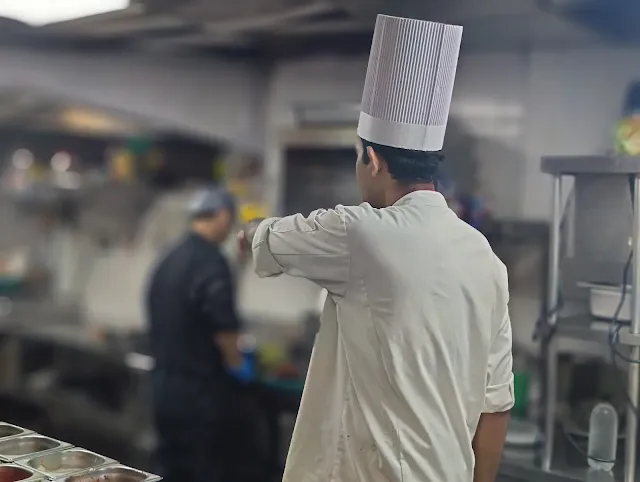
[0,0,639,481]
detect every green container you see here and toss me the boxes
[512,371,530,417]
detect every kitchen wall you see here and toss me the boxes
[266,45,640,221]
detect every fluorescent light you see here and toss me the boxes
[60,107,135,134]
[0,0,130,26]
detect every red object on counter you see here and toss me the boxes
[0,466,33,482]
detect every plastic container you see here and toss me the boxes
[588,402,618,471]
[512,371,530,418]
[579,283,631,322]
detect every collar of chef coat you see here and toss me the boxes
[392,189,447,208]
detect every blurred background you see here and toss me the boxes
[0,0,638,480]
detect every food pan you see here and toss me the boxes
[0,436,71,463]
[0,424,32,441]
[61,465,161,482]
[0,463,44,481]
[17,449,116,479]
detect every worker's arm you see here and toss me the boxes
[191,263,246,374]
[249,207,352,296]
[474,264,514,482]
[473,411,510,482]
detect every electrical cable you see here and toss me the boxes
[606,175,640,420]
[561,423,615,465]
[532,186,574,341]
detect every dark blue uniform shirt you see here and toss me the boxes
[146,232,241,419]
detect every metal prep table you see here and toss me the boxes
[0,314,304,476]
[540,155,640,482]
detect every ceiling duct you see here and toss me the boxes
[146,0,337,22]
[540,0,640,42]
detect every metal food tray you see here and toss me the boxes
[17,448,117,480]
[0,463,45,481]
[0,436,72,462]
[58,464,161,482]
[0,423,33,441]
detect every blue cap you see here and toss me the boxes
[188,186,236,219]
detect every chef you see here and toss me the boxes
[147,186,261,482]
[240,15,514,482]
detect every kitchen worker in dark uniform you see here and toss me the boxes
[146,186,260,482]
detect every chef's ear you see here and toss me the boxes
[366,146,384,177]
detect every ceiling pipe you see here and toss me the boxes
[201,2,339,34]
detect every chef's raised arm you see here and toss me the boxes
[251,207,351,296]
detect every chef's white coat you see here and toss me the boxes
[252,190,514,482]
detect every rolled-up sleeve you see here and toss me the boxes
[483,307,515,413]
[483,256,514,413]
[252,207,350,296]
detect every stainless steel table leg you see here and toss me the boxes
[542,338,558,472]
[542,174,562,472]
[0,336,23,390]
[623,175,640,482]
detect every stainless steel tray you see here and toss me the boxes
[17,448,116,479]
[0,423,33,441]
[59,465,161,482]
[0,463,45,481]
[0,436,71,462]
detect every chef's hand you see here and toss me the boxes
[237,218,265,260]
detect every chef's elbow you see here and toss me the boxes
[252,242,284,278]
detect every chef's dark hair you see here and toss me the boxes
[360,137,444,183]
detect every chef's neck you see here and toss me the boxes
[384,181,436,206]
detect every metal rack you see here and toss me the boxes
[541,155,640,482]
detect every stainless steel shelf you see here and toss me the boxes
[541,155,640,175]
[551,315,618,360]
[554,315,611,344]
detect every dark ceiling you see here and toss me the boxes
[1,0,627,61]
[0,1,376,60]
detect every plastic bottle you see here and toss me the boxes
[588,402,618,471]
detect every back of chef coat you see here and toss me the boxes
[252,190,514,482]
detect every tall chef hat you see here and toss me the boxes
[358,15,463,152]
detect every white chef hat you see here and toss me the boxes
[358,15,463,152]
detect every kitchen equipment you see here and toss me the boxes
[0,463,44,481]
[61,465,160,482]
[17,449,115,479]
[0,425,32,441]
[579,282,631,322]
[0,436,71,463]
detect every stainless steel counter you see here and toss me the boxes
[499,433,630,482]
